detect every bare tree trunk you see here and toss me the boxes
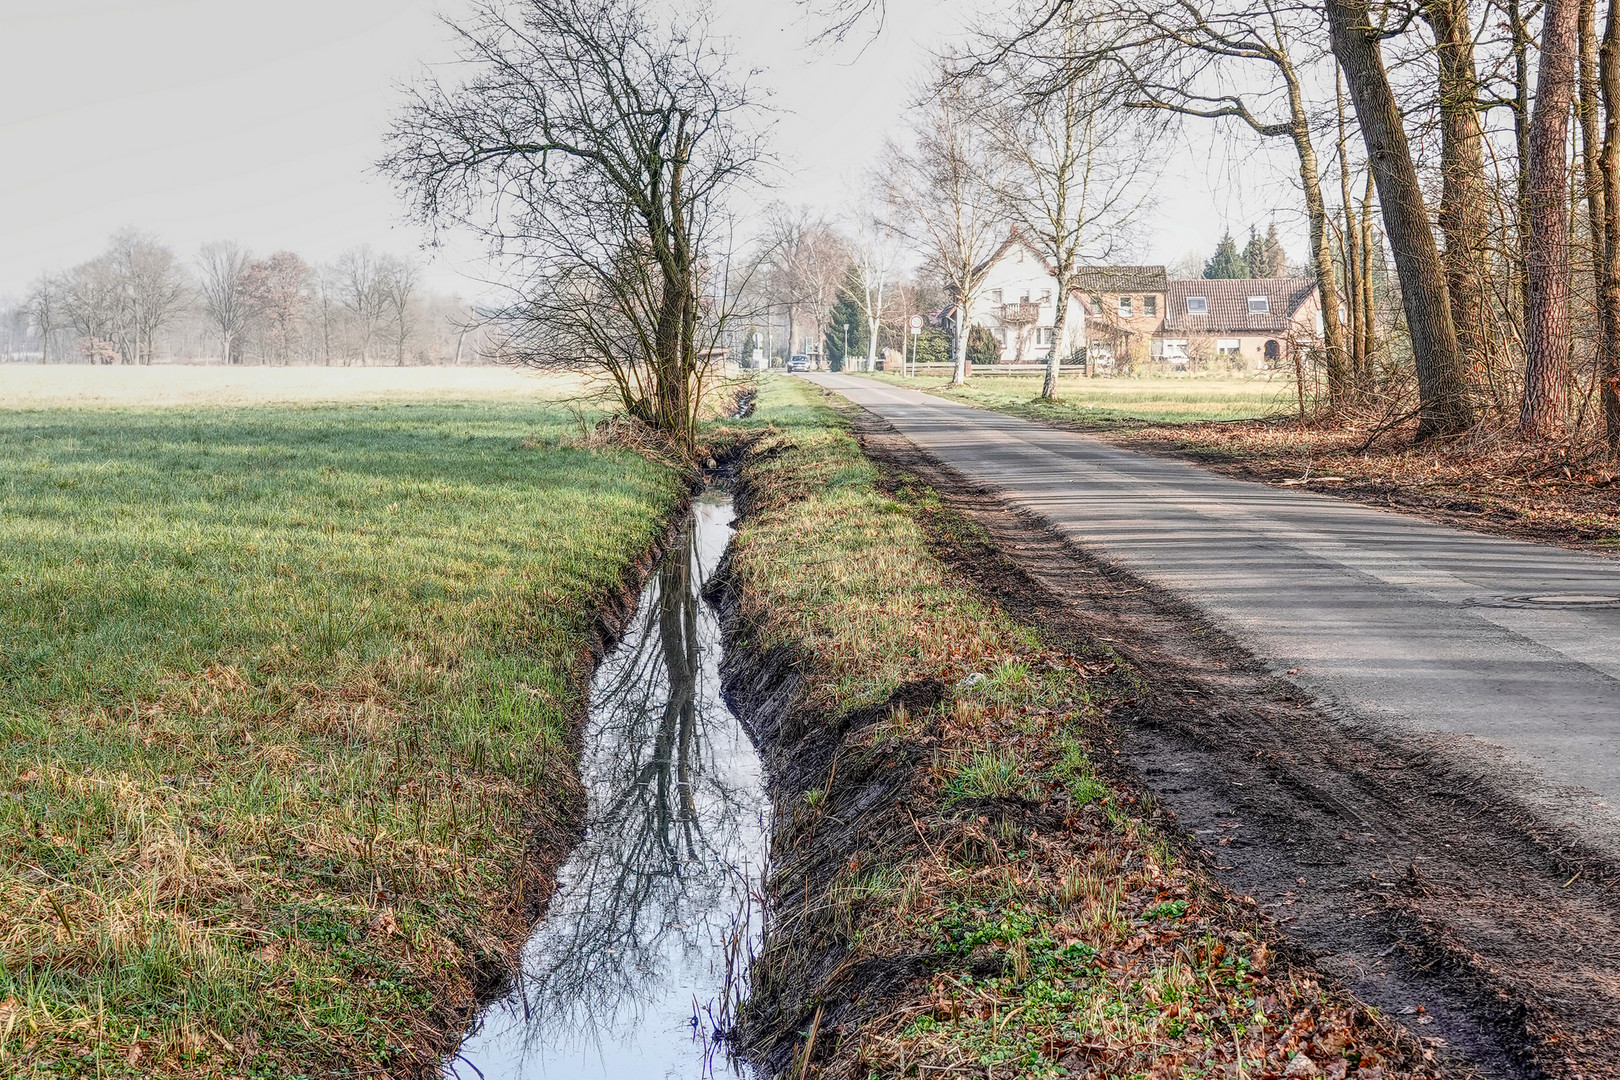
[1327,0,1473,437]
[1510,0,1535,320]
[1599,0,1620,451]
[1520,0,1582,437]
[1360,173,1378,380]
[952,305,968,386]
[1288,82,1349,406]
[1581,0,1609,434]
[1336,68,1365,398]
[1427,0,1497,387]
[1044,279,1067,399]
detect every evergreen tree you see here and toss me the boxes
[1203,231,1247,279]
[1261,222,1287,277]
[966,324,999,366]
[824,292,868,370]
[1243,226,1266,278]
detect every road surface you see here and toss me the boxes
[805,372,1620,854]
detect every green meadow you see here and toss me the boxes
[864,371,1296,424]
[0,372,683,1076]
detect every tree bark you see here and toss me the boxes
[1599,0,1620,451]
[1520,0,1582,437]
[1044,275,1067,400]
[1336,69,1366,397]
[1286,74,1349,406]
[1510,0,1535,320]
[1425,0,1497,386]
[952,303,968,386]
[1326,0,1473,437]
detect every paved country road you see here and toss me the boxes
[806,372,1620,857]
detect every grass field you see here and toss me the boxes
[0,369,684,1076]
[862,370,1298,424]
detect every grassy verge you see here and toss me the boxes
[724,377,1428,1079]
[0,397,685,1077]
[860,371,1294,424]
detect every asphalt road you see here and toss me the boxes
[805,372,1620,855]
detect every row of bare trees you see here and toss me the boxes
[14,231,459,367]
[907,0,1620,447]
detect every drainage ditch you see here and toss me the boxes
[444,492,764,1080]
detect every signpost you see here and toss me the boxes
[908,314,924,378]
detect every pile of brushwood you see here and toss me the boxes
[717,380,1437,1079]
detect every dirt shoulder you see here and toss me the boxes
[718,380,1441,1080]
[845,406,1620,1079]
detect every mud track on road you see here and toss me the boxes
[851,410,1620,1079]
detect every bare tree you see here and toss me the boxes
[847,205,898,371]
[977,13,1148,398]
[383,0,768,447]
[380,255,421,365]
[884,69,1004,386]
[336,246,387,365]
[23,276,63,365]
[104,230,189,365]
[198,242,252,365]
[243,251,312,364]
[1519,0,1583,436]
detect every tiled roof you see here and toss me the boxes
[1163,278,1318,333]
[1072,265,1168,293]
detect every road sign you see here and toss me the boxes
[909,314,924,334]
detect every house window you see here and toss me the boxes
[1118,296,1133,318]
[1216,338,1241,355]
[1186,296,1208,314]
[1035,327,1054,346]
[1248,296,1270,314]
[990,288,1004,304]
[1020,289,1032,303]
[1144,295,1157,316]
[1041,289,1053,303]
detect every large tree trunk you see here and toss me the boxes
[1426,0,1497,387]
[1336,69,1366,396]
[1599,0,1620,451]
[1520,0,1582,438]
[1326,0,1474,437]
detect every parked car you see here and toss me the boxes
[787,354,811,372]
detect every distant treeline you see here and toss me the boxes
[1,229,491,366]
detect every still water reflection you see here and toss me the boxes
[446,493,763,1079]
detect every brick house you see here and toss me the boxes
[1072,265,1168,371]
[1158,278,1322,372]
[969,235,1323,373]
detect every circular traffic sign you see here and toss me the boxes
[909,314,924,332]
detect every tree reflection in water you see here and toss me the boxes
[448,494,764,1080]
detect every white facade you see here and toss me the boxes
[971,239,1087,364]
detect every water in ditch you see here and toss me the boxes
[445,492,763,1080]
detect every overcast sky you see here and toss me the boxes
[0,0,1299,300]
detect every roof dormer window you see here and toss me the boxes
[1186,296,1207,314]
[1248,296,1270,314]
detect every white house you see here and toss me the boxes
[970,233,1088,365]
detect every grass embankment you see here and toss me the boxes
[0,395,684,1076]
[863,371,1294,424]
[724,378,1428,1079]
